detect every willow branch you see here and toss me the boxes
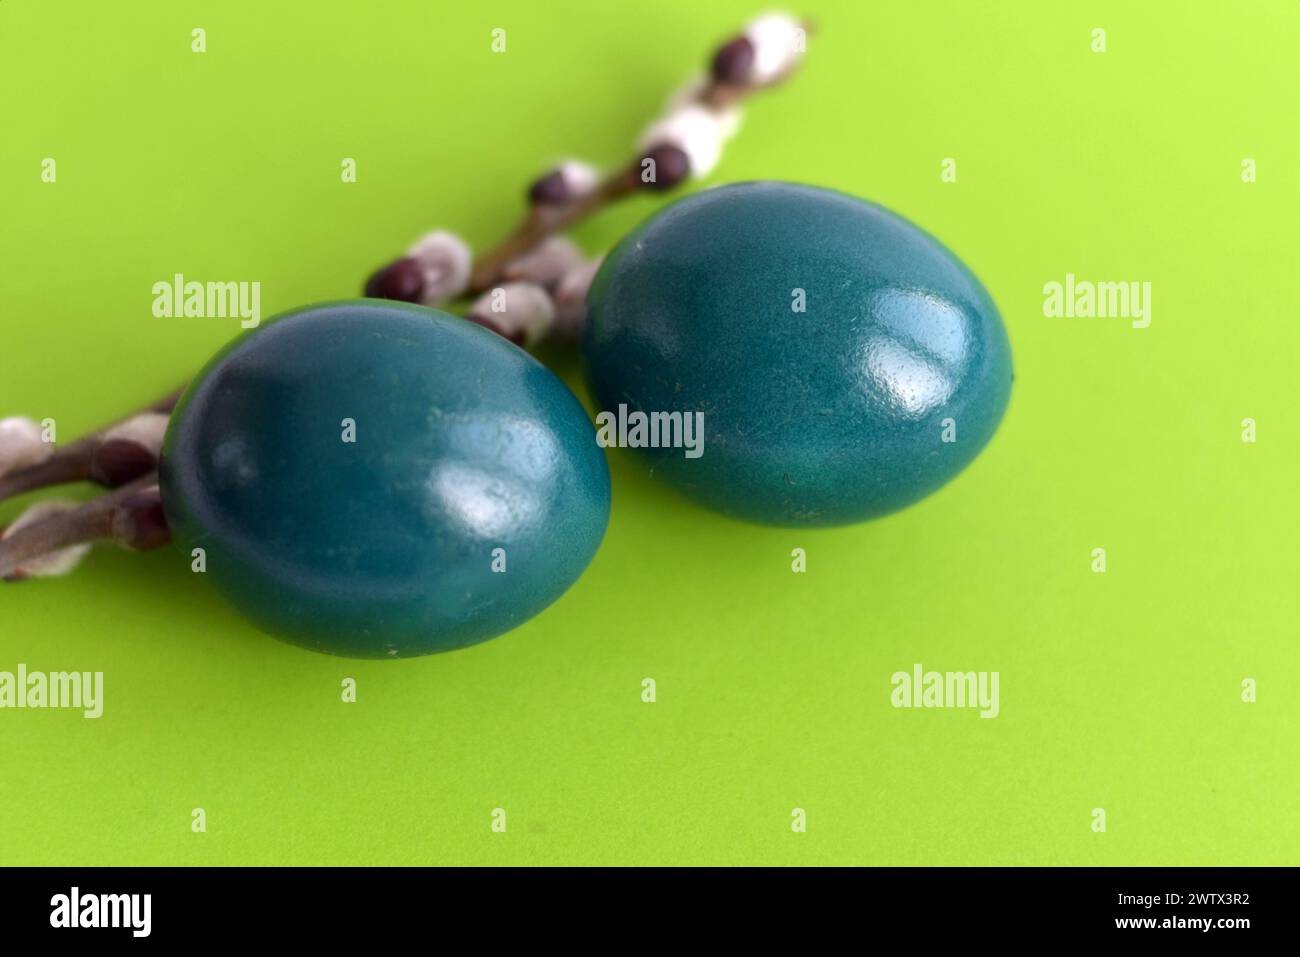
[0,387,182,504]
[0,473,168,580]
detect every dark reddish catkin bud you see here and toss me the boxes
[364,257,426,303]
[528,169,571,205]
[89,439,158,486]
[638,144,691,191]
[711,36,755,85]
[110,487,171,552]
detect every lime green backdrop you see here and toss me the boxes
[2,1,1296,866]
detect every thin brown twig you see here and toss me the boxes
[468,168,640,292]
[464,22,814,295]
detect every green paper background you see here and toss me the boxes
[2,0,1296,866]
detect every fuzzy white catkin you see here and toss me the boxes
[471,282,555,344]
[0,416,52,478]
[1,499,92,578]
[554,160,600,200]
[745,12,804,83]
[553,258,604,338]
[639,105,727,178]
[406,230,473,304]
[503,236,587,288]
[103,412,170,456]
[665,73,744,140]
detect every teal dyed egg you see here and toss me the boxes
[583,182,1013,526]
[160,301,610,658]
